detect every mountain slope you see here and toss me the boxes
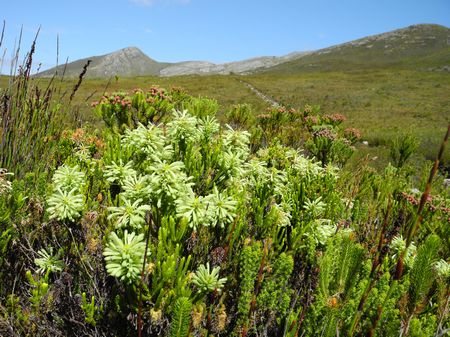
[37,24,450,78]
[160,52,310,76]
[37,47,169,78]
[263,24,450,74]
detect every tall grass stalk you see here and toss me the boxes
[395,124,450,280]
[0,24,88,177]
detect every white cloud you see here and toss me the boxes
[129,0,190,6]
[144,28,153,34]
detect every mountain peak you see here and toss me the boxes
[37,46,168,78]
[37,24,450,78]
[114,46,145,55]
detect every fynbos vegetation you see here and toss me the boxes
[0,32,449,337]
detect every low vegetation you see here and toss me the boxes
[0,29,449,337]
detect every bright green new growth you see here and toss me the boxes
[205,186,237,228]
[121,174,152,202]
[390,235,417,268]
[176,194,211,230]
[34,247,64,274]
[408,234,441,313]
[47,187,84,221]
[434,259,450,279]
[103,230,146,284]
[170,296,192,337]
[304,196,326,218]
[107,196,151,229]
[104,160,136,186]
[191,263,227,294]
[238,243,262,320]
[122,123,170,162]
[52,164,85,191]
[257,252,294,316]
[167,109,201,144]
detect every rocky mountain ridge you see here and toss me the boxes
[37,24,450,78]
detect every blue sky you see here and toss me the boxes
[1,0,449,72]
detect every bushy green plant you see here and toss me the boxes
[104,160,136,186]
[51,164,85,191]
[226,103,254,129]
[2,82,449,336]
[46,187,84,221]
[257,252,294,318]
[34,247,64,274]
[170,296,192,337]
[390,134,419,168]
[81,292,103,326]
[191,263,227,294]
[107,196,151,229]
[103,230,146,284]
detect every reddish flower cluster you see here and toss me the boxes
[304,115,319,125]
[344,128,362,140]
[61,128,105,149]
[323,114,347,124]
[71,128,85,143]
[148,86,168,100]
[95,93,132,108]
[401,192,420,206]
[312,128,337,140]
[170,86,185,94]
[401,192,450,215]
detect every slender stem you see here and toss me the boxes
[349,200,392,336]
[395,124,450,280]
[138,211,153,337]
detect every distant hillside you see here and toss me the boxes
[37,24,450,78]
[37,47,169,78]
[159,52,309,76]
[263,24,450,74]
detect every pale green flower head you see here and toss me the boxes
[291,155,323,177]
[52,164,85,191]
[314,220,336,245]
[271,203,292,228]
[205,186,237,228]
[304,196,326,218]
[122,174,152,202]
[191,263,227,294]
[47,187,84,221]
[434,259,450,279]
[198,115,220,140]
[176,194,212,230]
[104,160,136,186]
[243,158,269,180]
[122,123,170,161]
[167,109,201,143]
[107,196,151,229]
[390,235,417,268]
[103,230,146,284]
[268,167,288,196]
[147,161,194,206]
[35,247,64,274]
[221,150,246,178]
[222,124,250,151]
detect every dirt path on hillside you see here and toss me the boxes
[238,80,282,108]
